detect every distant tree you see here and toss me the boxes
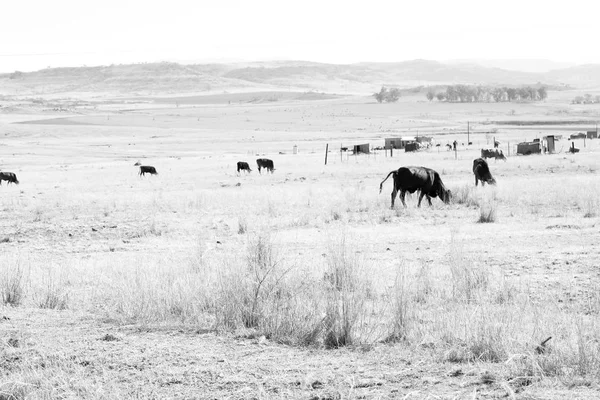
[436,92,446,101]
[595,95,600,104]
[537,87,548,101]
[584,93,593,104]
[527,86,538,100]
[373,86,388,103]
[387,88,401,102]
[426,90,435,101]
[373,86,400,103]
[517,87,530,100]
[492,88,505,102]
[572,96,584,104]
[506,88,518,101]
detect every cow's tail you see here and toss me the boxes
[379,170,396,194]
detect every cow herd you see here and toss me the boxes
[2,151,498,212]
[379,154,498,208]
[237,158,275,174]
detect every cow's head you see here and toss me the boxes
[442,189,452,203]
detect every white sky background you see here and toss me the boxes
[0,0,597,72]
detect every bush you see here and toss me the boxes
[1,263,25,306]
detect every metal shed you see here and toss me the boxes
[353,143,370,154]
[517,141,541,155]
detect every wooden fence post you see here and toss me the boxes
[324,144,329,165]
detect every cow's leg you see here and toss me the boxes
[390,187,397,208]
[475,176,478,186]
[400,190,408,208]
[417,191,426,207]
[426,195,433,206]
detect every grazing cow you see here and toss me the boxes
[237,161,252,174]
[0,172,19,185]
[494,140,500,148]
[473,158,496,186]
[139,166,158,176]
[256,158,275,174]
[446,144,452,151]
[481,148,506,161]
[379,166,452,208]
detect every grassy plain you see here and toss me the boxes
[1,89,600,399]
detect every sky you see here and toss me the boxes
[1,0,597,73]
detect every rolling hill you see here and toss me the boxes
[0,59,597,97]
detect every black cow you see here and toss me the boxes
[473,158,496,186]
[481,148,506,161]
[0,172,19,185]
[256,158,275,174]
[237,161,252,174]
[379,166,452,208]
[139,166,158,176]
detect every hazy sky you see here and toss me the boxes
[1,0,596,72]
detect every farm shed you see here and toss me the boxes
[587,131,598,139]
[353,143,370,154]
[405,142,419,152]
[570,132,586,140]
[517,141,541,155]
[543,135,556,153]
[416,136,433,144]
[385,137,416,149]
[384,138,403,149]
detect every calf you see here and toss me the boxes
[139,166,158,176]
[473,158,496,186]
[237,161,252,174]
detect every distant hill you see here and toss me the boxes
[1,59,598,97]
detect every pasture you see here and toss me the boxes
[1,91,600,399]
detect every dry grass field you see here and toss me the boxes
[1,88,600,399]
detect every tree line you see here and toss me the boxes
[426,85,548,103]
[571,94,600,104]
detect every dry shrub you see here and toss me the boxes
[448,236,489,302]
[581,194,599,218]
[452,184,479,208]
[1,262,25,306]
[38,279,69,310]
[477,188,498,223]
[383,264,412,343]
[322,238,368,348]
[215,234,324,346]
[237,216,247,234]
[108,259,213,325]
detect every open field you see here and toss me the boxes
[1,90,600,399]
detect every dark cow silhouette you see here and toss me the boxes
[237,161,252,173]
[139,166,158,176]
[256,158,275,174]
[379,166,452,208]
[473,158,496,186]
[0,172,19,185]
[481,148,506,161]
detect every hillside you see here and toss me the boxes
[0,59,597,97]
